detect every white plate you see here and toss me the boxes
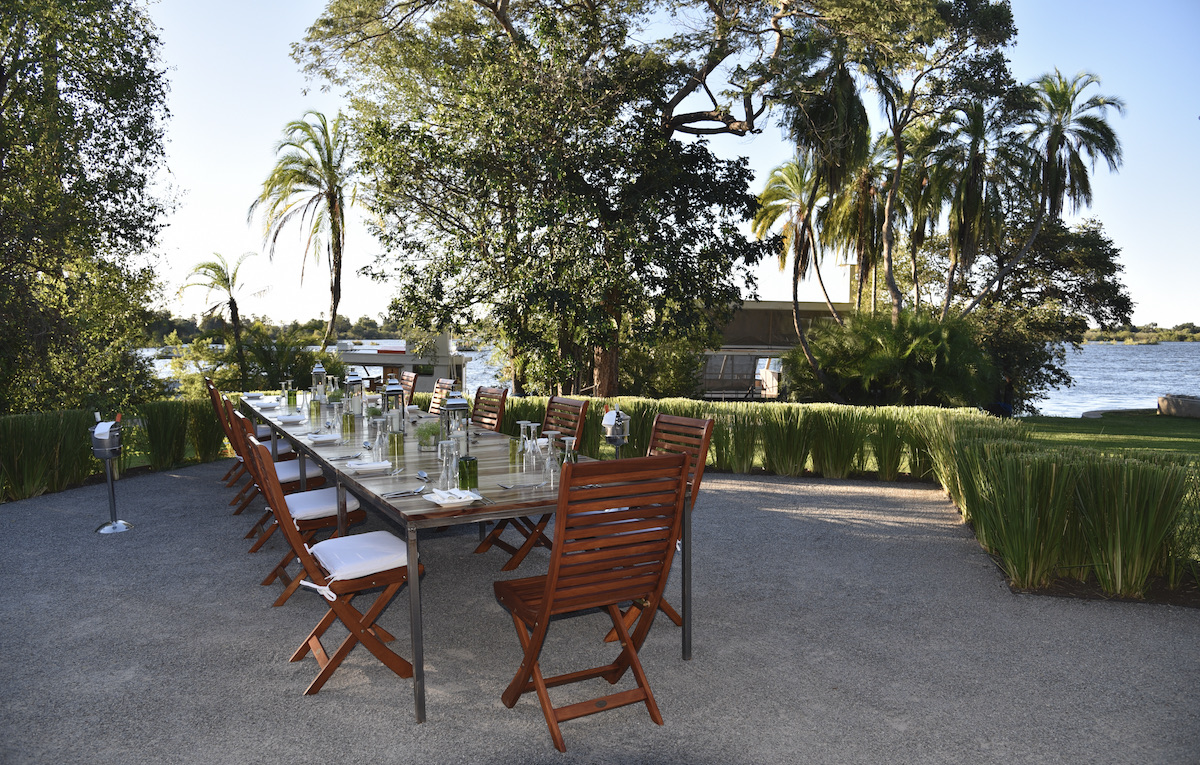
[278,414,305,424]
[258,402,279,409]
[243,392,263,399]
[307,434,338,444]
[423,491,481,508]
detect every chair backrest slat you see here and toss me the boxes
[429,378,456,414]
[540,453,687,619]
[646,413,713,511]
[542,395,588,442]
[471,386,508,432]
[400,371,418,407]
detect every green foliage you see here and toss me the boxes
[867,408,906,481]
[759,404,815,477]
[983,454,1077,589]
[808,405,870,479]
[710,404,760,474]
[1075,457,1189,598]
[187,399,228,463]
[138,401,189,471]
[784,310,996,407]
[0,0,170,416]
[0,410,103,501]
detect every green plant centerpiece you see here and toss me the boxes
[416,421,439,451]
[366,406,382,417]
[326,389,344,403]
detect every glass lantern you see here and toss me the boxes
[345,369,364,417]
[440,392,471,454]
[311,361,327,403]
[382,373,405,430]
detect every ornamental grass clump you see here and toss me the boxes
[46,410,99,494]
[187,398,227,462]
[868,407,905,482]
[139,400,189,471]
[0,413,55,501]
[709,404,759,473]
[1074,456,1190,598]
[759,403,814,477]
[984,453,1077,589]
[809,405,869,480]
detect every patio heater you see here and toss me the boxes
[311,361,327,403]
[602,407,629,458]
[90,413,131,534]
[382,374,406,431]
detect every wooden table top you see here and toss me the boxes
[244,398,565,529]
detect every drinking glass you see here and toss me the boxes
[437,440,460,491]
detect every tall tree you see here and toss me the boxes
[855,0,1016,322]
[961,70,1124,315]
[249,111,352,348]
[0,0,169,414]
[179,253,258,392]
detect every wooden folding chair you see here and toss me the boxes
[229,410,325,535]
[494,453,689,752]
[470,386,508,432]
[428,377,455,415]
[242,435,367,606]
[475,395,589,570]
[223,396,296,513]
[205,378,241,484]
[605,414,713,641]
[400,370,418,407]
[245,439,422,696]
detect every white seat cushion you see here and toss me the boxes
[255,424,272,439]
[287,487,361,521]
[311,531,409,580]
[271,441,294,456]
[274,459,324,484]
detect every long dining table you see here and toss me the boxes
[241,396,695,723]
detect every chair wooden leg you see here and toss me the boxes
[605,604,662,724]
[225,462,247,488]
[244,506,273,542]
[220,460,238,482]
[298,582,413,695]
[232,485,260,515]
[603,594,684,643]
[499,515,552,571]
[229,478,253,505]
[473,518,516,554]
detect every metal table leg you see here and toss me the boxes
[682,506,692,661]
[407,526,426,722]
[336,482,348,537]
[298,452,307,491]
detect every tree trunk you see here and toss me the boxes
[939,255,958,322]
[230,298,247,392]
[959,209,1047,317]
[909,224,922,311]
[792,227,846,404]
[593,342,619,397]
[881,130,907,324]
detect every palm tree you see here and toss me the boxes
[751,156,843,325]
[248,110,353,348]
[823,138,887,312]
[179,253,258,391]
[962,70,1123,315]
[894,121,947,311]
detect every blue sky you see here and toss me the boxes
[152,0,1199,328]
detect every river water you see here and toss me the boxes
[1032,342,1200,418]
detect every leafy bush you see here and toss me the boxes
[188,399,228,462]
[782,310,996,407]
[808,405,869,479]
[759,404,815,477]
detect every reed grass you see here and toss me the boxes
[139,400,190,471]
[867,408,905,482]
[187,399,228,462]
[759,403,813,476]
[47,410,100,493]
[1075,457,1190,598]
[809,405,869,479]
[0,413,54,501]
[984,453,1077,589]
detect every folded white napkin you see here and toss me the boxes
[307,433,338,444]
[258,401,279,409]
[278,414,305,423]
[427,488,479,505]
[345,460,390,473]
[243,392,263,399]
